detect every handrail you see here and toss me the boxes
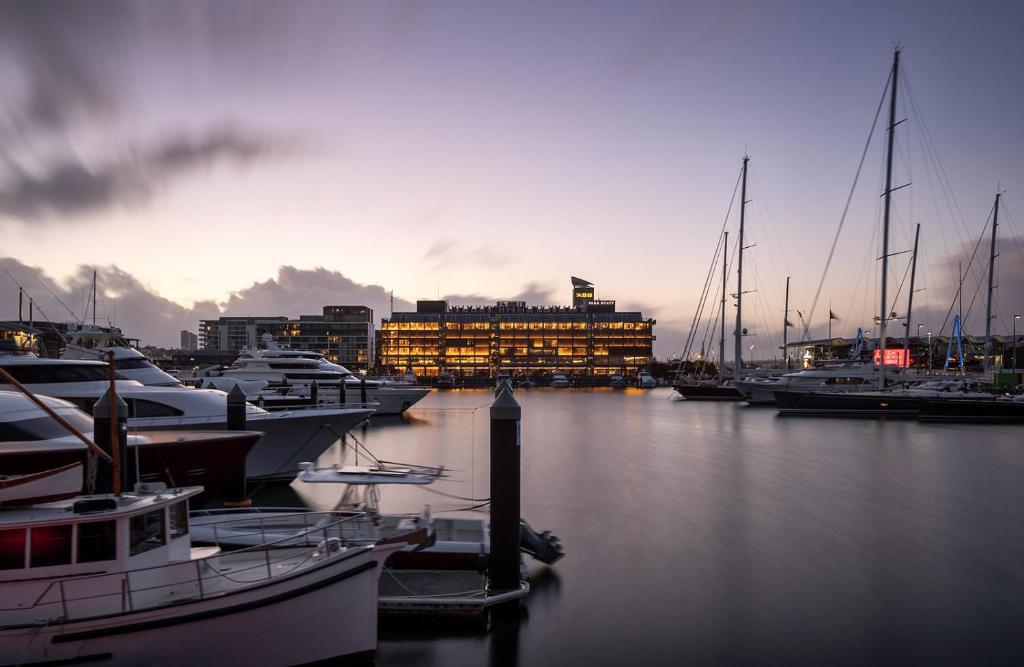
[0,512,373,618]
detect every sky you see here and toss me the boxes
[1,0,1023,357]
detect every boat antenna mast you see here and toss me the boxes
[903,223,921,366]
[734,155,749,381]
[878,47,902,388]
[783,276,791,370]
[91,269,98,326]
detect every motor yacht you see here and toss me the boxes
[0,479,399,665]
[61,323,182,387]
[637,371,657,388]
[216,337,430,414]
[735,363,905,405]
[609,374,626,388]
[0,356,374,480]
[549,373,570,388]
[0,391,258,502]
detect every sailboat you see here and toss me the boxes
[673,157,750,401]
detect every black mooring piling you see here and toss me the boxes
[224,384,249,504]
[92,389,128,494]
[488,386,522,592]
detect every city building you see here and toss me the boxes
[199,306,374,370]
[377,278,656,378]
[180,330,198,351]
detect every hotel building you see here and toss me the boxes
[378,278,655,378]
[199,306,374,370]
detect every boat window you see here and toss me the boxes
[0,412,95,442]
[129,509,166,555]
[267,362,318,369]
[129,399,184,418]
[30,524,73,567]
[0,364,110,384]
[114,359,153,370]
[0,528,26,569]
[77,520,117,563]
[168,501,189,539]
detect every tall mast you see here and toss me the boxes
[91,270,98,326]
[984,192,1000,371]
[719,231,728,382]
[879,48,900,387]
[734,155,749,381]
[783,276,790,370]
[903,223,920,362]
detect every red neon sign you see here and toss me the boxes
[873,348,910,367]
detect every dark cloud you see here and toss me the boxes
[0,126,295,222]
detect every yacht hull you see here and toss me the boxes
[773,390,921,417]
[135,409,374,481]
[673,384,744,400]
[0,546,388,666]
[0,431,258,502]
[918,398,1024,423]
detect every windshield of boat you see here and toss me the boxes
[0,363,110,384]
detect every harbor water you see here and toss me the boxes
[267,388,1024,666]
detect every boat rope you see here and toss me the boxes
[934,204,994,339]
[802,65,891,340]
[382,566,488,599]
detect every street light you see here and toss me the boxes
[927,331,933,371]
[1014,315,1022,374]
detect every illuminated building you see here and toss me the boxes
[378,278,656,378]
[199,306,373,370]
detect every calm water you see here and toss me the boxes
[265,388,1024,666]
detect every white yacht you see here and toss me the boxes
[217,336,430,415]
[61,323,182,387]
[735,363,905,405]
[0,356,374,480]
[0,481,399,665]
[549,373,570,388]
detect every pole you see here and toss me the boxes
[783,276,790,370]
[719,231,728,383]
[224,384,250,506]
[903,223,920,367]
[984,192,1000,371]
[105,352,123,494]
[734,155,749,381]
[18,288,23,323]
[828,300,832,359]
[1013,316,1019,374]
[92,270,98,326]
[488,387,522,593]
[879,48,899,388]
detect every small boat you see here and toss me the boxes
[550,373,570,388]
[519,378,536,389]
[637,371,657,388]
[298,462,444,486]
[0,483,400,665]
[434,371,457,389]
[609,374,626,388]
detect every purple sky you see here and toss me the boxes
[1,1,1023,357]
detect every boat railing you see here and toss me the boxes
[1,512,374,623]
[193,511,380,548]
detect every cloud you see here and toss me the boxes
[422,237,512,269]
[0,126,296,222]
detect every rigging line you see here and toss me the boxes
[676,168,743,366]
[750,170,810,323]
[803,63,891,339]
[934,205,994,338]
[32,275,82,324]
[680,232,725,363]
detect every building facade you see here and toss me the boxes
[179,330,198,351]
[199,306,374,370]
[378,278,655,378]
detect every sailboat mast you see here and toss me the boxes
[719,231,728,382]
[734,155,748,381]
[91,270,98,326]
[984,192,1000,371]
[783,276,790,370]
[879,48,900,387]
[903,223,920,362]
